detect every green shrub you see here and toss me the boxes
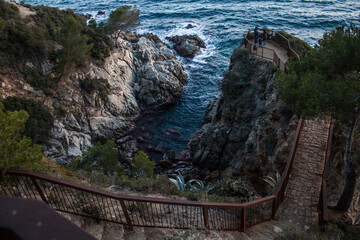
[0,102,43,171]
[24,67,59,93]
[2,97,54,145]
[79,76,110,99]
[231,46,249,62]
[117,175,181,196]
[131,151,155,178]
[70,140,122,176]
[212,178,253,199]
[85,19,113,61]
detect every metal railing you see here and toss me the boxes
[272,118,304,217]
[243,29,300,72]
[0,118,304,232]
[0,170,275,232]
[318,120,334,225]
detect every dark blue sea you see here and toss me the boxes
[25,0,360,152]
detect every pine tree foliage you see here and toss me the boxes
[106,5,140,45]
[58,16,93,74]
[0,102,43,171]
[276,23,360,123]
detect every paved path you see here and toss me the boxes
[248,40,289,62]
[276,119,330,227]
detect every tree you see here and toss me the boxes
[106,5,139,47]
[57,16,93,74]
[71,140,122,176]
[0,102,43,171]
[276,23,360,211]
[2,97,54,145]
[131,151,155,178]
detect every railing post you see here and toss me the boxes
[240,208,246,232]
[119,199,134,230]
[202,206,210,232]
[31,177,49,205]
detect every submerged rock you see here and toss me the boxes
[166,34,206,58]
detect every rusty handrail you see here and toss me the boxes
[243,29,300,72]
[1,169,275,232]
[272,118,304,218]
[4,169,275,208]
[319,120,334,225]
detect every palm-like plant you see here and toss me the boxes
[168,173,214,193]
[263,171,281,189]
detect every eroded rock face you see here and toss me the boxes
[0,31,187,164]
[166,34,206,58]
[189,47,297,193]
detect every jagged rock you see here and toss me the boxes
[0,31,187,164]
[159,159,172,168]
[97,11,105,15]
[189,47,297,193]
[185,24,195,29]
[166,34,206,58]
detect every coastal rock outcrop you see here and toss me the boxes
[189,47,297,193]
[166,34,206,58]
[1,31,187,164]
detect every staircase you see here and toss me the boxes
[275,119,331,227]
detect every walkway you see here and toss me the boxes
[276,119,330,227]
[248,40,289,63]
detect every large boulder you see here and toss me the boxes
[166,34,206,58]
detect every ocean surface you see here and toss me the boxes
[26,0,360,152]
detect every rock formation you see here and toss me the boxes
[0,31,187,164]
[166,34,206,58]
[189,46,297,193]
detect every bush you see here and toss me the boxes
[24,66,59,94]
[131,151,155,178]
[117,175,181,196]
[0,102,43,171]
[2,96,54,145]
[70,140,123,177]
[79,76,110,99]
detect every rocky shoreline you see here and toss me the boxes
[1,29,188,164]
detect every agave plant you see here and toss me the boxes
[168,173,210,193]
[263,171,281,189]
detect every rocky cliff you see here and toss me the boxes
[189,46,297,193]
[0,31,187,164]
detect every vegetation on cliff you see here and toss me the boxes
[0,0,112,72]
[0,101,43,171]
[2,96,54,145]
[276,23,360,211]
